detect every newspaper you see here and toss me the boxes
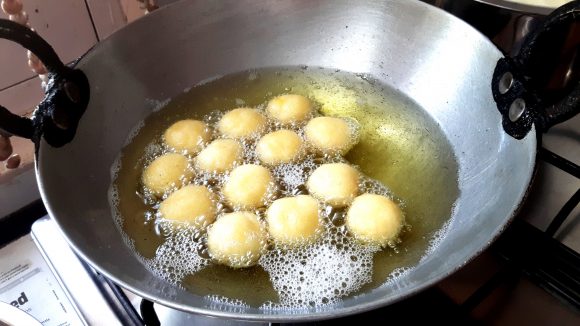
[0,235,84,326]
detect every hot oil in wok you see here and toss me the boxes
[110,67,459,307]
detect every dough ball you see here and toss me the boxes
[217,108,266,139]
[266,195,321,247]
[266,94,313,124]
[195,139,243,173]
[306,163,359,207]
[142,153,193,196]
[159,185,217,228]
[304,116,359,155]
[207,211,266,268]
[346,194,404,246]
[256,130,303,165]
[164,120,212,154]
[223,164,274,209]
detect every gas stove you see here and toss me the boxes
[0,1,578,325]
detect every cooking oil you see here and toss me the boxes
[110,67,459,307]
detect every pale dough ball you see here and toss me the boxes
[195,139,242,173]
[207,211,266,268]
[164,120,212,154]
[266,94,313,124]
[266,195,321,247]
[305,116,358,155]
[346,194,404,246]
[223,164,274,209]
[142,153,193,196]
[306,163,359,207]
[159,185,217,228]
[256,130,303,165]
[217,108,266,138]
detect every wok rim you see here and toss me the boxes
[474,0,561,15]
[34,0,539,322]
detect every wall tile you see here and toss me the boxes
[0,0,98,89]
[0,77,44,115]
[85,0,127,40]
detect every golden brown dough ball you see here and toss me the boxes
[223,164,274,209]
[142,153,193,196]
[304,116,359,155]
[346,194,404,246]
[256,130,303,165]
[306,163,359,207]
[217,108,266,139]
[158,185,217,228]
[164,120,212,154]
[266,94,313,125]
[266,195,321,247]
[206,211,267,268]
[195,139,243,173]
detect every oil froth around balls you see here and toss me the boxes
[126,86,416,309]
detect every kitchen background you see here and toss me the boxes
[0,0,578,325]
[0,0,173,217]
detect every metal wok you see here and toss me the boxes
[0,0,578,322]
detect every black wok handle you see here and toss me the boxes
[492,0,580,139]
[0,19,89,147]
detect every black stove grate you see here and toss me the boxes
[460,146,580,314]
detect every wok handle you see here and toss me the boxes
[0,19,89,147]
[492,0,580,139]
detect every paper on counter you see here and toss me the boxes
[0,235,85,326]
